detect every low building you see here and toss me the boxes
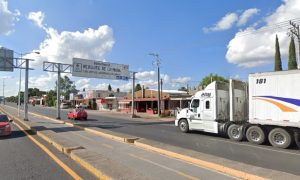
[118,89,192,115]
[71,90,127,110]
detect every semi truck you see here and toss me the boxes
[175,70,300,149]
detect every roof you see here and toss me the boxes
[148,89,188,94]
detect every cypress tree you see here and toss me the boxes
[274,35,282,71]
[288,36,297,70]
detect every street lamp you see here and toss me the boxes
[15,51,40,117]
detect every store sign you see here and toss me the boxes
[72,58,129,80]
[0,48,14,72]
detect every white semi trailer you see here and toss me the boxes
[175,70,300,149]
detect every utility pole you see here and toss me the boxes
[160,78,163,99]
[289,20,300,69]
[131,72,136,118]
[149,53,161,117]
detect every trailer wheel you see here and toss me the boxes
[268,128,292,149]
[179,119,189,133]
[227,124,243,141]
[246,126,265,145]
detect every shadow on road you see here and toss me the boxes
[0,129,28,140]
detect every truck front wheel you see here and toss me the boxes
[268,128,292,149]
[246,126,265,145]
[227,124,243,141]
[179,119,189,133]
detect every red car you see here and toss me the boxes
[68,108,88,120]
[0,114,13,136]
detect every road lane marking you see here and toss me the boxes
[5,105,300,157]
[208,137,300,156]
[13,122,83,180]
[69,132,114,150]
[102,144,114,149]
[129,153,200,180]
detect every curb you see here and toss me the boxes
[1,106,268,180]
[134,140,266,180]
[70,149,112,180]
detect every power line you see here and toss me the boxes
[236,18,300,37]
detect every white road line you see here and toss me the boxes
[208,138,300,156]
[129,153,200,180]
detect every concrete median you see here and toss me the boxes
[70,149,147,180]
[134,138,300,180]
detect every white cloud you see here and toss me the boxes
[75,78,91,90]
[28,72,57,91]
[136,71,155,80]
[132,71,191,89]
[27,11,45,29]
[226,0,299,67]
[203,8,259,32]
[26,11,114,68]
[237,8,259,26]
[0,0,20,35]
[204,13,238,32]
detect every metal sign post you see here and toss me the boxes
[43,62,72,119]
[57,64,61,119]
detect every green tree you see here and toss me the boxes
[28,88,46,97]
[46,89,56,107]
[108,84,112,91]
[274,34,282,71]
[199,74,228,88]
[116,88,120,93]
[288,36,298,70]
[135,84,142,92]
[55,76,78,100]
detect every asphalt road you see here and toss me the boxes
[0,122,96,180]
[9,103,300,176]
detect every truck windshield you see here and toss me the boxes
[0,115,9,122]
[191,99,199,108]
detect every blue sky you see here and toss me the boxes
[0,0,299,96]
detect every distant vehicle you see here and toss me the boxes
[0,114,13,136]
[68,108,88,120]
[77,103,88,108]
[176,70,300,149]
[60,103,70,109]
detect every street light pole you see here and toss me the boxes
[16,51,39,117]
[18,53,22,116]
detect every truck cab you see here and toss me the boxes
[175,81,229,134]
